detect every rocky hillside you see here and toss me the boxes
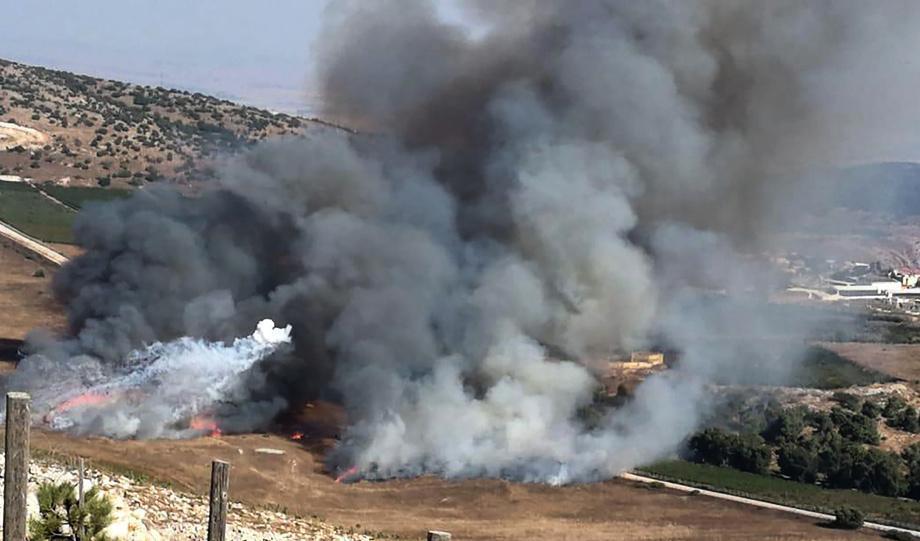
[0,58,343,188]
[5,453,374,541]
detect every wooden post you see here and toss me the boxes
[78,457,85,506]
[3,392,30,541]
[428,531,452,541]
[207,460,230,541]
[78,457,85,539]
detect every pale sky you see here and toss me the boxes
[1,1,476,117]
[2,0,332,115]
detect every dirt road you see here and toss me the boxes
[0,219,69,266]
[621,471,920,538]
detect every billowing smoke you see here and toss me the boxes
[9,0,920,482]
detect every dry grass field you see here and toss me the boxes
[820,341,920,381]
[0,240,65,339]
[28,429,879,541]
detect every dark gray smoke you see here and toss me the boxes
[10,0,920,481]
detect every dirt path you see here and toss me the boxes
[621,471,920,538]
[0,122,47,150]
[0,219,69,266]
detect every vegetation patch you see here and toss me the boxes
[637,459,920,527]
[0,181,74,243]
[41,185,131,210]
[791,346,894,389]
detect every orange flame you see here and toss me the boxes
[189,415,222,437]
[335,466,359,483]
[53,392,113,413]
[290,432,304,440]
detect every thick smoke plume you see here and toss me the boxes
[10,1,920,482]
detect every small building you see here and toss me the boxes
[894,268,920,288]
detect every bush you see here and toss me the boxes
[832,507,864,529]
[884,530,919,540]
[28,480,113,540]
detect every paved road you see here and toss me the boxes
[621,471,920,537]
[0,220,69,266]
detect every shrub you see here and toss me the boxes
[28,480,113,540]
[832,507,864,530]
[884,530,919,540]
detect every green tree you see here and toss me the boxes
[688,428,732,466]
[825,445,904,496]
[727,433,771,475]
[687,428,770,475]
[889,405,920,433]
[762,408,805,444]
[777,441,819,483]
[28,480,113,540]
[861,400,882,420]
[903,443,920,500]
[831,407,880,445]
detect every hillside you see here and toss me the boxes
[0,58,336,188]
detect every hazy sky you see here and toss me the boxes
[2,0,331,114]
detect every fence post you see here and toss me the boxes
[428,531,452,541]
[3,392,30,541]
[207,460,230,541]
[78,457,85,539]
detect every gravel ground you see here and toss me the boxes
[0,453,375,540]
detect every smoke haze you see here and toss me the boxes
[10,0,920,481]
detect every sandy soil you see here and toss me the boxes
[820,341,920,381]
[0,122,48,151]
[0,241,65,339]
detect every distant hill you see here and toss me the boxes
[831,162,920,217]
[0,58,344,188]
